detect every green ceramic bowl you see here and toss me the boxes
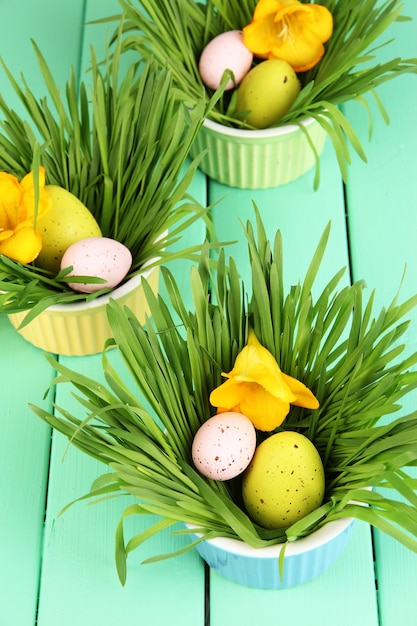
[190,116,327,189]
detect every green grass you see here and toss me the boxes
[100,0,417,181]
[31,207,417,583]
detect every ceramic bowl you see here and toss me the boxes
[189,116,327,189]
[8,264,159,357]
[187,516,355,589]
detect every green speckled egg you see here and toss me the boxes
[36,185,102,274]
[234,59,301,129]
[242,431,325,529]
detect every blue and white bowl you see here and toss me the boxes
[187,516,355,589]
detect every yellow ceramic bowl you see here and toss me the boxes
[8,265,159,357]
[190,116,327,189]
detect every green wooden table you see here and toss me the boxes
[1,1,417,624]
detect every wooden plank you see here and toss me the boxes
[2,1,414,625]
[341,3,417,624]
[36,353,206,626]
[36,3,208,622]
[208,141,349,291]
[78,0,210,309]
[0,317,54,626]
[345,13,417,312]
[0,1,87,624]
[374,533,417,626]
[206,141,380,624]
[210,524,378,626]
[36,184,208,626]
[0,0,85,99]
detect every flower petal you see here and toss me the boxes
[209,378,247,409]
[20,166,46,192]
[253,0,283,21]
[228,329,296,402]
[269,26,326,72]
[281,372,319,409]
[297,4,333,44]
[0,225,42,263]
[243,0,333,71]
[233,382,290,431]
[210,329,319,431]
[20,166,50,222]
[0,229,14,242]
[0,167,50,263]
[243,20,274,58]
[0,172,22,230]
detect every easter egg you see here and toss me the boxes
[36,185,102,274]
[242,431,325,529]
[61,237,132,293]
[192,412,257,481]
[199,30,253,91]
[234,59,301,129]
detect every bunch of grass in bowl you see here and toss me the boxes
[101,0,417,181]
[32,208,417,584]
[0,33,215,324]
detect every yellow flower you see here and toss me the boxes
[242,0,333,72]
[209,328,319,431]
[0,167,50,264]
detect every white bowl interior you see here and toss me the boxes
[203,115,318,140]
[187,516,354,558]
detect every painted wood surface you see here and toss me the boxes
[1,1,416,625]
[345,7,417,626]
[0,3,85,624]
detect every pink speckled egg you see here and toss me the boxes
[192,412,256,481]
[198,30,253,91]
[61,237,132,293]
